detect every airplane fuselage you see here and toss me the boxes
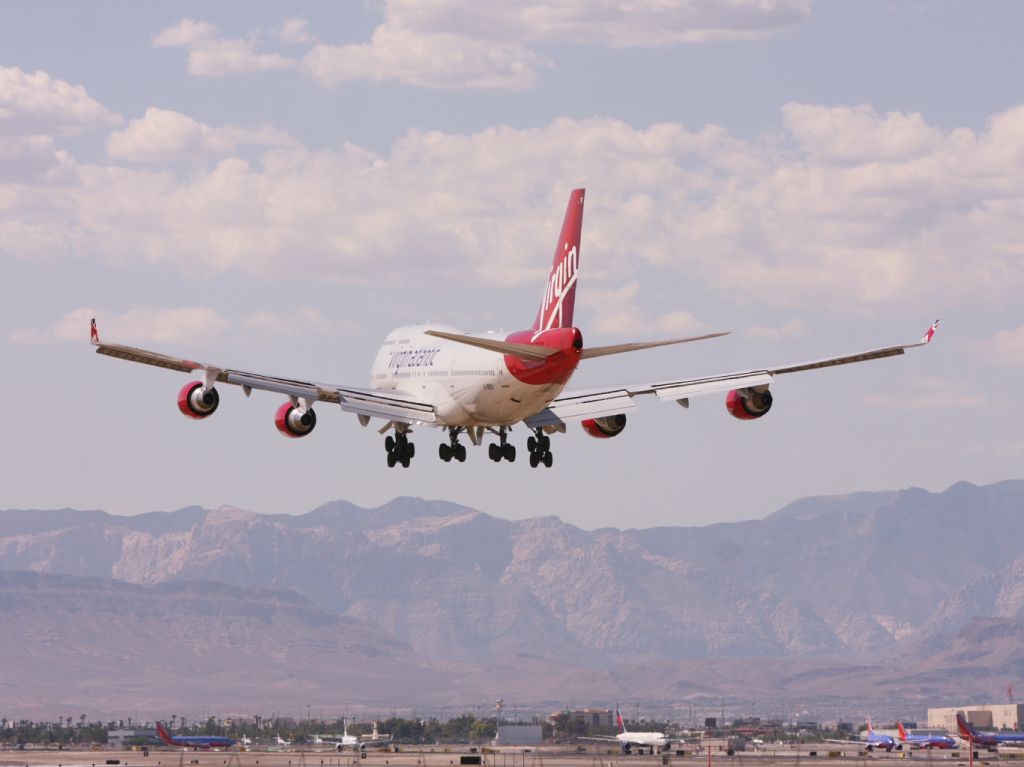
[371,324,578,427]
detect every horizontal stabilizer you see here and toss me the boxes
[424,329,559,361]
[580,331,729,359]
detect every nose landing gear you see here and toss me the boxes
[488,427,516,463]
[438,428,467,463]
[527,428,553,468]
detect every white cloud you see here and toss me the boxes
[862,377,987,410]
[241,309,350,336]
[9,307,349,347]
[303,0,811,90]
[107,108,296,162]
[153,18,297,77]
[584,282,710,337]
[0,66,121,135]
[304,26,545,90]
[978,326,1024,367]
[13,307,233,347]
[744,320,805,339]
[5,103,1024,312]
[278,18,312,45]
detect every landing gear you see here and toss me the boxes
[527,428,553,468]
[488,427,516,463]
[439,428,467,463]
[385,430,414,468]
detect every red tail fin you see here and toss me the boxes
[616,705,625,733]
[156,722,176,746]
[898,722,907,741]
[534,188,584,331]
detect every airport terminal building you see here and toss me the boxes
[928,705,1024,731]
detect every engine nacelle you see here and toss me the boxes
[725,387,773,420]
[177,381,219,419]
[581,414,627,438]
[275,402,317,438]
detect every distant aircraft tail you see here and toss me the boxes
[533,188,584,332]
[957,713,975,739]
[616,705,626,734]
[866,717,874,735]
[155,722,176,746]
[898,723,908,741]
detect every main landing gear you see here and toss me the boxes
[384,430,415,468]
[487,427,516,463]
[438,428,467,463]
[527,428,553,468]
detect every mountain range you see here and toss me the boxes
[2,479,1023,718]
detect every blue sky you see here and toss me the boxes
[1,0,1021,528]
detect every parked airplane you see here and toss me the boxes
[91,189,938,468]
[240,735,253,746]
[956,713,1024,746]
[314,720,359,751]
[581,706,677,754]
[275,735,292,746]
[825,719,898,752]
[361,721,393,749]
[155,722,235,749]
[898,722,956,749]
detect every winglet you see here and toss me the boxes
[920,319,940,345]
[90,317,100,345]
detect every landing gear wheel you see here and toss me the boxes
[455,444,467,462]
[502,443,516,462]
[539,434,550,452]
[400,454,410,468]
[529,452,540,468]
[386,452,397,468]
[542,451,553,468]
[439,443,452,462]
[527,436,537,452]
[408,442,415,459]
[385,435,395,452]
[488,443,501,462]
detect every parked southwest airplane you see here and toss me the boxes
[91,189,939,468]
[957,713,1024,746]
[824,719,899,752]
[897,722,956,749]
[155,722,235,749]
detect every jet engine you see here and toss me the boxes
[581,414,627,438]
[275,402,317,438]
[177,381,219,419]
[725,387,773,420]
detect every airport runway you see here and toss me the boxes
[0,745,1006,767]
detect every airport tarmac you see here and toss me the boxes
[0,745,1008,767]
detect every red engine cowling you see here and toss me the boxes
[581,414,627,438]
[725,388,773,420]
[275,402,317,438]
[177,381,219,419]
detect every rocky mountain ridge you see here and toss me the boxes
[2,480,1022,667]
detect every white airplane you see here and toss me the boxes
[361,721,392,749]
[313,720,359,751]
[315,720,390,751]
[275,735,292,747]
[582,707,677,754]
[240,735,253,746]
[90,188,939,468]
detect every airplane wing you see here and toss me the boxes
[525,321,939,429]
[93,338,436,425]
[579,737,621,742]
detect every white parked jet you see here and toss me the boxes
[275,735,292,747]
[582,707,677,754]
[314,719,367,751]
[91,189,938,468]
